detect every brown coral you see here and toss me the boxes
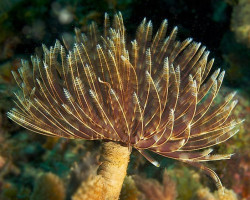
[31,172,65,200]
[8,12,242,198]
[134,170,177,200]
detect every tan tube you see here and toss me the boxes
[97,141,131,200]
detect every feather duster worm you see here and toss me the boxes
[8,12,243,199]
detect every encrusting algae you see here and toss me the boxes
[7,12,243,199]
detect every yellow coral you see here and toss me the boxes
[197,187,238,200]
[197,187,216,200]
[214,187,238,200]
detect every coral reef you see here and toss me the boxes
[212,88,250,199]
[120,176,139,200]
[67,149,100,197]
[196,187,215,200]
[30,172,65,200]
[231,0,250,48]
[134,170,177,200]
[196,187,238,200]
[168,166,202,200]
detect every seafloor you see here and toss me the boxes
[0,0,249,200]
